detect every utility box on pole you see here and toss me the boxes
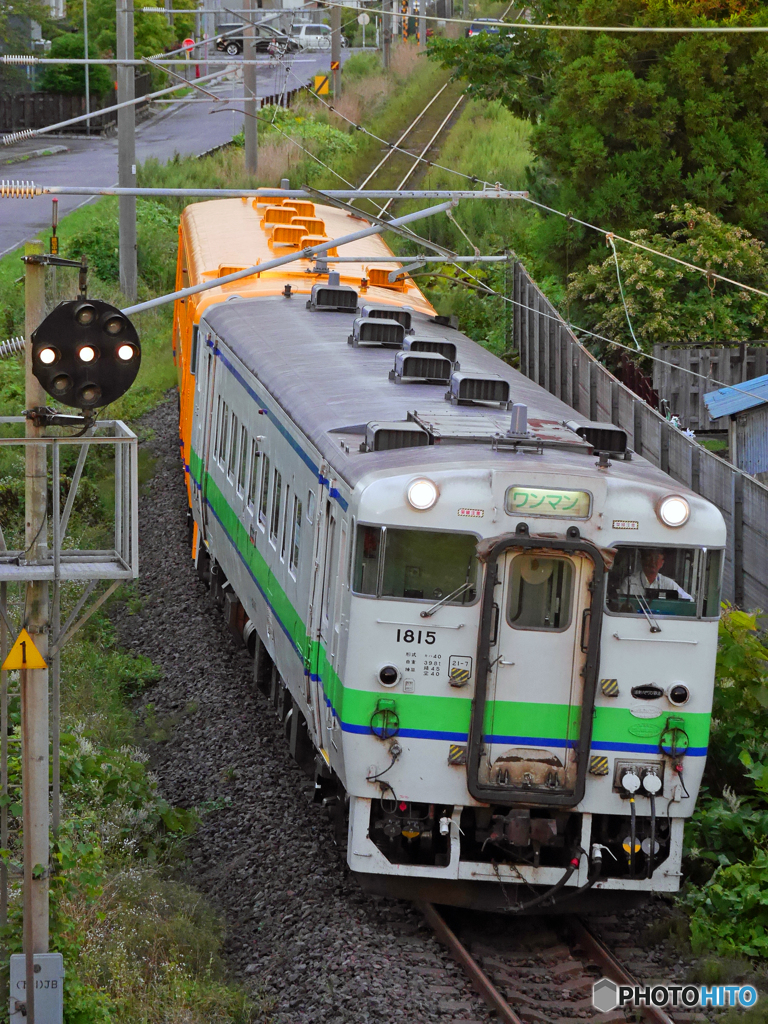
[116,0,137,303]
[10,954,64,1024]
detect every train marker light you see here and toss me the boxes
[657,495,689,527]
[407,478,438,511]
[32,299,141,410]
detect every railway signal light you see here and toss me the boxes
[31,299,141,410]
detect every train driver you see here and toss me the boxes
[624,548,693,601]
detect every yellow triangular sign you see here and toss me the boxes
[2,629,46,670]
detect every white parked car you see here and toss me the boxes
[290,23,347,50]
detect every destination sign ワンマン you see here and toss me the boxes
[505,486,591,518]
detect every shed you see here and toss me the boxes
[703,373,768,482]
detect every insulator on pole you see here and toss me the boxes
[0,180,41,198]
[0,337,25,359]
[1,129,38,146]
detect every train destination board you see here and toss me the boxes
[505,486,591,518]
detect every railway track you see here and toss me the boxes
[353,79,466,216]
[420,903,686,1024]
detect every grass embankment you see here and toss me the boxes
[0,43,454,1021]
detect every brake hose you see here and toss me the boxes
[503,851,583,913]
[550,848,604,906]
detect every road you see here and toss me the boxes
[0,50,353,258]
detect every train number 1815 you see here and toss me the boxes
[396,628,436,644]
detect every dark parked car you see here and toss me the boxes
[214,23,302,56]
[465,17,508,36]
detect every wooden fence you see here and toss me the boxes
[513,261,768,611]
[0,73,152,133]
[651,343,768,431]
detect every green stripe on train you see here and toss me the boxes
[190,449,711,748]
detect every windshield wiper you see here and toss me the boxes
[420,580,474,619]
[635,592,661,633]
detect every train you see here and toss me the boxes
[171,192,725,911]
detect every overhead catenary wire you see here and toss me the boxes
[316,0,768,34]
[607,234,642,352]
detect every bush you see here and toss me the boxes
[39,33,112,96]
[342,51,382,79]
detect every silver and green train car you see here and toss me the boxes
[184,278,724,912]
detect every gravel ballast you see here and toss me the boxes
[119,397,492,1023]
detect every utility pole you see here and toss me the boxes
[116,0,137,303]
[83,0,90,135]
[22,240,51,1024]
[418,0,426,51]
[382,0,391,68]
[463,0,468,19]
[243,0,257,174]
[331,2,341,99]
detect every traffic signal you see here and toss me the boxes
[31,299,141,410]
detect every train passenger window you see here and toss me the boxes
[247,441,260,509]
[307,490,316,525]
[237,426,248,495]
[227,415,239,480]
[507,556,573,631]
[352,525,478,603]
[606,546,720,618]
[218,403,229,465]
[280,486,290,561]
[259,455,270,526]
[270,469,283,544]
[290,496,302,576]
[212,396,222,459]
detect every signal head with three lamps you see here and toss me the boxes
[31,299,141,410]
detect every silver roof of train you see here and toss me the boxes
[203,296,682,491]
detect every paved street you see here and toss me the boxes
[0,50,352,257]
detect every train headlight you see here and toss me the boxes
[657,495,690,527]
[407,478,438,511]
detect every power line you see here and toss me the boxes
[319,0,768,33]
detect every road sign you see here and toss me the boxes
[182,37,195,50]
[314,74,329,95]
[357,12,370,24]
[330,59,340,70]
[2,629,46,671]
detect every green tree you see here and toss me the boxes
[567,203,768,349]
[65,0,198,60]
[429,0,768,262]
[39,33,113,95]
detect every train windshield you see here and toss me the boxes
[606,546,722,619]
[352,525,478,603]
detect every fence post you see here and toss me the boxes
[660,424,670,474]
[633,401,643,456]
[589,361,597,421]
[690,443,701,495]
[734,471,745,607]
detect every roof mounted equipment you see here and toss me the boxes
[360,304,413,332]
[361,420,431,452]
[447,371,511,409]
[348,317,405,348]
[307,273,359,312]
[389,352,452,385]
[403,336,458,366]
[565,419,629,457]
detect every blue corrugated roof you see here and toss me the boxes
[703,372,768,419]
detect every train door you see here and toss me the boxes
[193,341,216,537]
[467,535,605,807]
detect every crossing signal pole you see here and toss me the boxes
[116,0,137,302]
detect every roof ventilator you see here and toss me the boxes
[565,420,631,459]
[307,272,359,312]
[446,371,511,408]
[403,337,459,367]
[389,352,453,385]
[360,304,413,332]
[360,421,431,452]
[348,317,405,348]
